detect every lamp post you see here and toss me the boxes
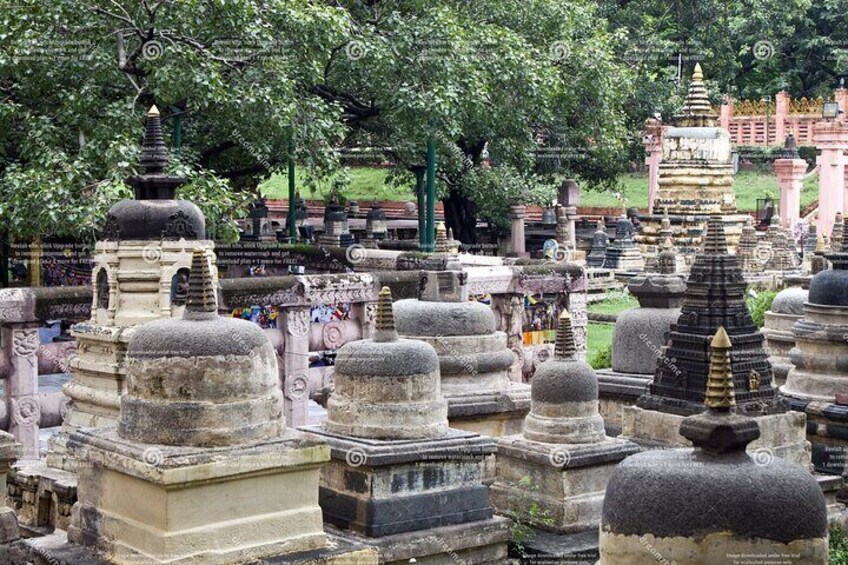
[425,140,437,252]
[287,128,296,243]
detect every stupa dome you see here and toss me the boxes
[524,310,605,444]
[394,299,496,336]
[325,287,449,440]
[600,328,827,563]
[808,253,848,306]
[119,249,284,447]
[770,286,808,316]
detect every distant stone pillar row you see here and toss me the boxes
[643,118,664,214]
[814,120,848,236]
[509,204,527,257]
[774,158,807,229]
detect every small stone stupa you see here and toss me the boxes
[783,250,848,474]
[491,311,639,536]
[832,211,844,252]
[609,239,685,375]
[47,105,214,470]
[586,219,608,268]
[762,285,809,386]
[600,329,828,564]
[636,64,748,258]
[63,250,374,564]
[306,287,510,563]
[622,217,809,465]
[602,215,645,271]
[394,272,531,436]
[737,216,763,273]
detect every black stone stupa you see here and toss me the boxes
[637,215,783,416]
[102,105,205,241]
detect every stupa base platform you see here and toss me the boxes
[636,212,748,259]
[621,405,810,467]
[445,386,532,437]
[15,529,379,565]
[785,397,848,476]
[595,370,652,435]
[7,459,78,534]
[490,436,640,534]
[66,428,331,565]
[301,426,497,538]
[326,519,511,565]
[520,528,599,565]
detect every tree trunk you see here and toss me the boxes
[443,188,478,245]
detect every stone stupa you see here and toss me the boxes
[59,250,375,564]
[622,216,809,466]
[490,311,639,539]
[600,328,828,564]
[586,219,608,268]
[602,215,644,271]
[636,64,748,259]
[304,287,510,564]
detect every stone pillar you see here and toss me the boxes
[0,431,22,546]
[814,120,848,236]
[281,307,310,427]
[720,97,733,132]
[2,320,39,461]
[774,157,807,229]
[836,87,848,123]
[491,294,525,384]
[643,118,664,214]
[775,91,790,142]
[509,204,527,257]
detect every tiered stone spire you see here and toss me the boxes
[737,216,762,273]
[704,327,735,410]
[126,105,187,200]
[374,285,397,342]
[657,238,676,274]
[184,249,216,319]
[586,219,608,267]
[553,310,576,359]
[832,211,844,252]
[637,217,781,415]
[434,221,450,253]
[675,63,718,127]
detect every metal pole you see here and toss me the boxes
[426,140,436,251]
[414,168,426,249]
[288,129,297,242]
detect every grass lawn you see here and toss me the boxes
[587,322,614,363]
[260,168,415,202]
[261,167,820,213]
[587,291,638,315]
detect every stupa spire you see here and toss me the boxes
[184,249,217,319]
[702,215,728,255]
[553,309,576,359]
[374,286,398,342]
[435,222,449,253]
[676,64,717,127]
[705,327,735,411]
[140,105,170,174]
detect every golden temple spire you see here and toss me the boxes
[705,326,735,411]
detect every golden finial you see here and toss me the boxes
[816,233,826,253]
[554,309,576,359]
[374,286,397,342]
[693,63,704,81]
[705,326,735,410]
[148,105,160,117]
[185,248,217,318]
[748,369,761,392]
[435,222,449,253]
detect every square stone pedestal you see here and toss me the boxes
[490,436,640,534]
[66,428,331,565]
[621,405,810,467]
[594,370,653,434]
[300,426,510,563]
[445,386,531,437]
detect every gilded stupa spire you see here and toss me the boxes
[676,63,717,127]
[374,286,398,342]
[554,309,576,360]
[705,327,735,411]
[185,249,217,319]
